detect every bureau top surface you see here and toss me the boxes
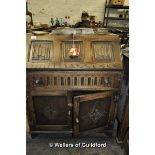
[26,33,123,70]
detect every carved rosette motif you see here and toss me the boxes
[42,105,65,120]
[81,101,107,124]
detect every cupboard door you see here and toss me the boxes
[73,91,117,136]
[27,91,72,132]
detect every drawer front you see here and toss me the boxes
[27,71,122,91]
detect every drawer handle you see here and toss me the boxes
[75,117,79,123]
[34,79,40,84]
[104,78,109,84]
[68,110,71,116]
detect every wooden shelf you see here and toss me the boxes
[107,26,129,30]
[105,17,129,21]
[103,0,129,33]
[105,5,129,9]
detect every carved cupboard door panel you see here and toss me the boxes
[27,91,72,132]
[73,91,117,136]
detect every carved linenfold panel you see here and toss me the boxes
[92,41,114,62]
[29,41,52,62]
[26,34,123,70]
[62,41,83,62]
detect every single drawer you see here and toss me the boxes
[27,71,122,91]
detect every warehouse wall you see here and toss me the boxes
[26,0,129,132]
[27,0,129,25]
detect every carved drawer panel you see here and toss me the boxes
[28,40,53,62]
[27,71,122,90]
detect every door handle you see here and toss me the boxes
[68,110,71,116]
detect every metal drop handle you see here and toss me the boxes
[68,110,71,116]
[35,79,40,84]
[75,117,79,123]
[104,78,109,84]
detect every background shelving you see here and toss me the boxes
[103,0,129,33]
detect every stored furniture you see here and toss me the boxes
[103,0,129,32]
[117,52,129,155]
[117,96,129,155]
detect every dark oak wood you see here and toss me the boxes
[26,33,123,138]
[73,91,117,137]
[27,91,72,132]
[27,71,122,91]
[117,96,129,141]
[26,34,123,70]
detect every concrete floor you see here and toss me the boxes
[26,133,125,155]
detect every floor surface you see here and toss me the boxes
[26,133,125,155]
